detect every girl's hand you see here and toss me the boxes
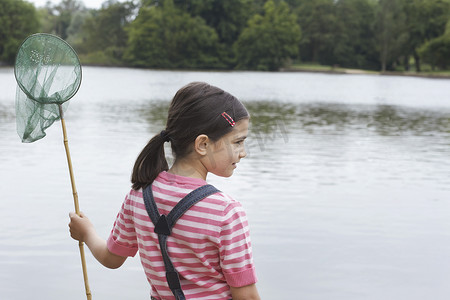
[68,211,127,269]
[69,211,94,242]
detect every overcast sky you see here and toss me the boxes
[26,0,118,9]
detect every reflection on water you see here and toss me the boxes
[3,98,449,138]
[246,101,450,138]
[368,105,450,135]
[117,99,450,138]
[137,100,170,128]
[0,103,15,122]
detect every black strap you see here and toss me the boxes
[143,184,220,300]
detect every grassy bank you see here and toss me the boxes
[285,63,450,79]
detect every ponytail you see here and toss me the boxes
[131,132,169,190]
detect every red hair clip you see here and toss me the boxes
[221,112,235,127]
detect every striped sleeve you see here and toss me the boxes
[219,201,257,287]
[107,192,139,257]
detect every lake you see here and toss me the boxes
[1,67,450,300]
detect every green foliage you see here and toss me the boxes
[74,1,136,64]
[234,0,301,71]
[52,0,85,39]
[78,49,124,65]
[418,21,450,70]
[296,0,337,64]
[0,0,39,64]
[6,0,450,71]
[333,0,378,70]
[180,0,254,67]
[124,0,221,69]
[374,0,409,72]
[184,0,252,45]
[35,0,88,44]
[402,0,450,71]
[37,7,56,33]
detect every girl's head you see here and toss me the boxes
[132,82,249,190]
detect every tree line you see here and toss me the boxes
[1,0,450,72]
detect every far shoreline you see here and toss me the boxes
[2,63,450,80]
[282,66,450,80]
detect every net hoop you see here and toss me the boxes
[14,33,82,105]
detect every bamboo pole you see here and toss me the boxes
[59,105,92,300]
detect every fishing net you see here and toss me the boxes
[14,34,91,299]
[15,33,82,142]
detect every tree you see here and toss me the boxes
[178,0,252,45]
[53,0,86,39]
[124,0,221,68]
[234,0,301,71]
[76,1,136,64]
[296,0,337,64]
[187,0,254,67]
[333,0,378,70]
[0,0,39,64]
[65,10,91,47]
[37,5,57,33]
[402,0,450,71]
[374,0,408,72]
[418,20,450,70]
[418,35,450,70]
[36,0,86,39]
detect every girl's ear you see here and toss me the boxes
[194,134,210,156]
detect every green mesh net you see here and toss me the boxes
[15,33,82,142]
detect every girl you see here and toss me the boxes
[69,82,260,300]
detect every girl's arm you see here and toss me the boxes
[230,284,261,300]
[69,212,127,269]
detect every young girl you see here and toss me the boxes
[69,82,260,300]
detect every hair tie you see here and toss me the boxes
[221,112,235,127]
[160,130,170,142]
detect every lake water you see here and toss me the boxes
[1,67,450,300]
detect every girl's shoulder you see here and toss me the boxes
[125,188,144,200]
[214,188,240,203]
[200,190,246,220]
[202,189,237,206]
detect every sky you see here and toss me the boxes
[27,0,117,9]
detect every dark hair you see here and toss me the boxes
[131,82,249,190]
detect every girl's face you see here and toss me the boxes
[204,119,249,178]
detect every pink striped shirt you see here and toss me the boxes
[107,171,257,299]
